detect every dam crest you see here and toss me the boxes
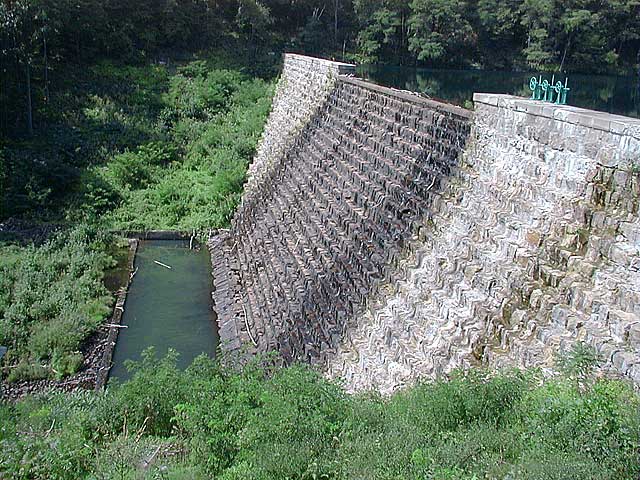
[211,54,640,393]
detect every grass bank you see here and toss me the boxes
[1,347,638,479]
[0,227,115,381]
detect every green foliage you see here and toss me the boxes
[96,63,273,231]
[161,69,243,123]
[2,0,638,150]
[0,58,271,387]
[408,0,475,64]
[353,0,410,64]
[1,55,272,229]
[0,226,114,381]
[556,341,602,383]
[234,366,347,478]
[1,352,638,480]
[1,61,170,221]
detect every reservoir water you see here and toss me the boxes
[357,65,640,119]
[109,240,218,382]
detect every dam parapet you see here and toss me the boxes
[212,54,640,391]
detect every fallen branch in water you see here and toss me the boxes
[104,324,128,328]
[154,260,172,269]
[130,266,139,280]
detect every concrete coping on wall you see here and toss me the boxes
[284,53,356,75]
[474,93,640,140]
[341,76,473,121]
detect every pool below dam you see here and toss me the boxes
[109,240,218,382]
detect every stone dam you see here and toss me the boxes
[210,54,640,393]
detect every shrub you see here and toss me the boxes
[80,169,123,217]
[0,226,114,381]
[104,73,273,231]
[1,355,638,480]
[232,365,348,479]
[161,67,243,123]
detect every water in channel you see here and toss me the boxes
[109,240,218,383]
[357,65,640,119]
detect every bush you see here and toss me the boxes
[3,55,273,231]
[232,366,347,479]
[1,353,638,480]
[0,226,115,381]
[103,70,273,231]
[161,66,243,123]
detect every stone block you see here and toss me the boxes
[213,65,640,391]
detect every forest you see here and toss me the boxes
[3,0,640,219]
[3,0,640,139]
[1,1,639,478]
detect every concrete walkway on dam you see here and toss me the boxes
[210,53,640,393]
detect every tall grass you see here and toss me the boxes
[0,227,114,380]
[1,348,638,480]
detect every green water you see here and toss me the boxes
[109,240,218,382]
[357,65,640,119]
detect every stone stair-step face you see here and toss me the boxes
[326,93,640,393]
[211,54,640,393]
[212,58,472,365]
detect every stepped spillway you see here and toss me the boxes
[211,54,640,392]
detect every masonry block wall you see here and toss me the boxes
[244,54,355,200]
[327,94,640,392]
[212,54,640,392]
[211,54,355,354]
[211,54,472,364]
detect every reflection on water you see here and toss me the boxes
[109,240,218,382]
[357,65,640,118]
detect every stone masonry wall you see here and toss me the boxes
[211,53,640,392]
[327,94,640,393]
[244,54,355,199]
[210,54,354,355]
[211,57,472,363]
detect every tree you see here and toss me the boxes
[539,0,614,73]
[353,0,410,64]
[476,0,525,69]
[519,0,640,72]
[520,0,556,68]
[236,0,273,54]
[598,0,640,70]
[0,1,44,136]
[299,7,326,55]
[408,0,475,65]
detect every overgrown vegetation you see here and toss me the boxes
[0,227,114,381]
[1,3,638,477]
[1,347,638,479]
[2,59,273,228]
[0,58,273,380]
[0,56,271,381]
[99,65,273,230]
[66,61,274,230]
